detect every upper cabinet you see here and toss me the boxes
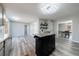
[0,4,12,56]
[0,4,10,38]
[0,4,3,26]
[0,4,4,38]
[4,13,9,35]
[0,4,10,36]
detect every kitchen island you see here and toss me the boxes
[34,33,55,56]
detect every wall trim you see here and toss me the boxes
[71,39,79,44]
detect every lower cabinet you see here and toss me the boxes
[34,34,55,56]
[0,42,3,56]
[0,48,4,56]
[0,36,12,56]
[5,37,12,56]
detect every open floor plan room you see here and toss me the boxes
[0,3,79,56]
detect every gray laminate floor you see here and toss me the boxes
[10,36,79,56]
[10,36,36,56]
[51,38,79,56]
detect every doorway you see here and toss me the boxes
[58,20,72,40]
[24,25,27,36]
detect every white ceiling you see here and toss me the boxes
[3,3,79,23]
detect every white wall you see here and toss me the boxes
[10,21,39,37]
[48,20,54,33]
[26,24,30,36]
[72,17,79,43]
[29,19,54,36]
[29,19,39,36]
[11,22,26,37]
[0,19,2,26]
[9,17,40,37]
[10,18,54,37]
[53,21,59,38]
[53,17,79,43]
[53,19,72,38]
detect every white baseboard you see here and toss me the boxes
[71,39,79,43]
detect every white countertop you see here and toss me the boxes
[0,34,9,43]
[0,38,4,43]
[36,33,54,37]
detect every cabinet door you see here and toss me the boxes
[0,48,3,56]
[5,37,12,56]
[0,42,3,56]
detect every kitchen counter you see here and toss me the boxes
[0,34,9,43]
[35,33,54,37]
[0,34,12,56]
[0,38,4,43]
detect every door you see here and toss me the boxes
[24,25,27,36]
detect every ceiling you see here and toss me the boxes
[3,3,79,23]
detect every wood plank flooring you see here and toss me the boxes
[10,36,36,56]
[10,36,79,56]
[51,38,79,56]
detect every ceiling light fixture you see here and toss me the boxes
[40,3,61,15]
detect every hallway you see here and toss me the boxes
[1,3,79,56]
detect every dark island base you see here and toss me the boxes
[34,34,55,56]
